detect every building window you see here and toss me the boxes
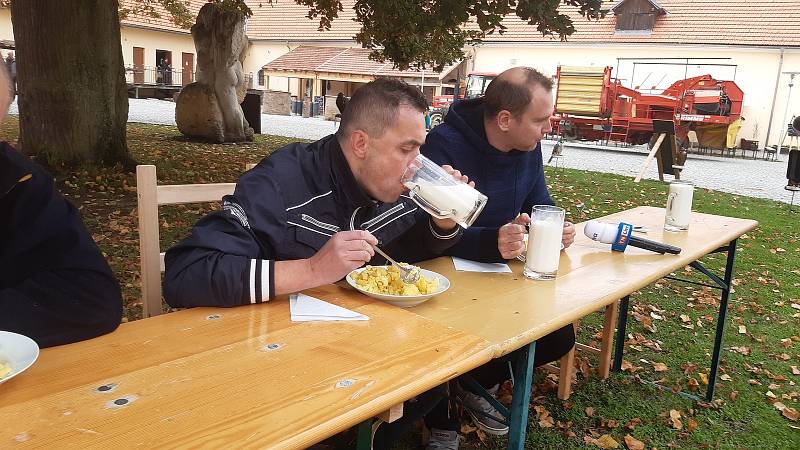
[258,69,265,86]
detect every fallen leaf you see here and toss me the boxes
[792,366,800,376]
[624,434,645,450]
[720,374,732,381]
[687,418,698,432]
[593,434,620,449]
[585,406,594,417]
[653,362,669,372]
[625,417,642,430]
[784,407,800,421]
[669,409,683,430]
[767,391,777,399]
[738,325,747,334]
[729,390,738,401]
[680,314,691,323]
[699,372,709,385]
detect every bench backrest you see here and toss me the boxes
[136,164,256,317]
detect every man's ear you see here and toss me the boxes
[350,130,369,159]
[496,110,512,132]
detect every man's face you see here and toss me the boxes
[361,105,427,203]
[507,85,554,151]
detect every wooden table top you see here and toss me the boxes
[412,206,758,357]
[0,284,492,449]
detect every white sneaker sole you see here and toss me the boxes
[466,410,509,436]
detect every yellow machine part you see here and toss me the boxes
[556,66,607,116]
[726,117,744,149]
[695,123,728,149]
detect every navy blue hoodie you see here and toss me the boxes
[422,98,554,262]
[0,143,122,347]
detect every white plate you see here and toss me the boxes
[0,331,40,385]
[346,266,450,308]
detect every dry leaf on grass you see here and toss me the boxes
[653,362,669,372]
[625,417,642,430]
[669,409,683,430]
[738,325,747,334]
[585,434,620,449]
[585,406,595,417]
[624,434,645,450]
[687,418,698,432]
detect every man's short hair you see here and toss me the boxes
[336,77,427,139]
[483,67,553,119]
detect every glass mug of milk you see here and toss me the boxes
[664,180,694,232]
[401,154,488,228]
[523,205,565,281]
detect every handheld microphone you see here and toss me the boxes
[584,220,681,255]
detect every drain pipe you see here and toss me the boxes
[765,48,785,149]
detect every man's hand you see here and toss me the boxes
[498,214,531,259]
[430,165,476,231]
[308,230,377,285]
[562,221,576,249]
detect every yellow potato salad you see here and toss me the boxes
[0,360,11,380]
[354,265,438,296]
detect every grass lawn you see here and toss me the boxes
[1,118,798,449]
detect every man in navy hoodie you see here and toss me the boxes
[421,67,576,446]
[0,63,123,347]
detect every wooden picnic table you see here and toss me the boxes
[0,284,493,449]
[413,206,757,449]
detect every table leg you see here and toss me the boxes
[507,341,537,450]
[612,295,630,372]
[356,419,372,450]
[706,239,738,402]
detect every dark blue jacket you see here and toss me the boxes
[422,98,554,262]
[164,135,462,308]
[0,143,122,347]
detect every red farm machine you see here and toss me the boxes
[552,66,744,149]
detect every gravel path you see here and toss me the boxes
[7,97,796,204]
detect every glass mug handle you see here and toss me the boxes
[409,185,452,220]
[665,192,677,224]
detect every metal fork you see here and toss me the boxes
[372,245,420,283]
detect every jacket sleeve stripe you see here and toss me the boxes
[249,259,257,304]
[260,260,271,302]
[429,218,460,239]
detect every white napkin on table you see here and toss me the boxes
[289,293,369,322]
[452,256,512,273]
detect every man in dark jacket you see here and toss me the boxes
[420,67,576,446]
[164,78,467,307]
[164,78,470,449]
[0,64,123,347]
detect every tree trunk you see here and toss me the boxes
[10,0,132,169]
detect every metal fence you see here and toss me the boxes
[125,66,255,89]
[125,65,193,86]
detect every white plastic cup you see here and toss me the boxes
[664,180,694,232]
[523,205,565,280]
[401,154,488,228]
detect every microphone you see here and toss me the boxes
[584,220,681,255]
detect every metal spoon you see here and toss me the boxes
[372,245,420,283]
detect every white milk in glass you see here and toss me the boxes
[523,205,565,280]
[404,181,483,228]
[664,181,694,232]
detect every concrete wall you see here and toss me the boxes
[262,90,291,115]
[472,43,800,148]
[0,9,13,42]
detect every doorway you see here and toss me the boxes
[181,52,194,85]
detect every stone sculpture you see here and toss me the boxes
[176,3,253,143]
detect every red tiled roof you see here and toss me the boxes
[263,45,457,79]
[119,0,800,48]
[245,0,359,41]
[119,0,205,34]
[483,0,800,47]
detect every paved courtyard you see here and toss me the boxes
[8,98,795,205]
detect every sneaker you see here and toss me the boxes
[456,383,509,436]
[426,428,459,450]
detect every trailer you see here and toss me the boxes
[552,66,744,149]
